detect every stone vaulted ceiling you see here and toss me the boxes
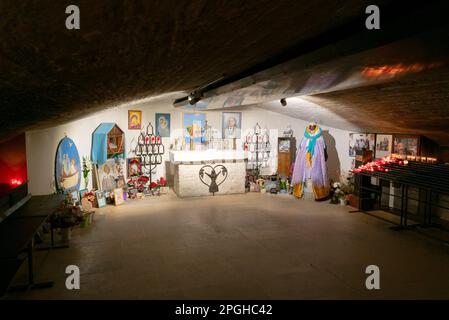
[2,0,449,145]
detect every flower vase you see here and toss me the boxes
[189,137,194,151]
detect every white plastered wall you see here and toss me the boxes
[26,97,354,195]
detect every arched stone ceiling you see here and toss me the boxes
[0,0,393,141]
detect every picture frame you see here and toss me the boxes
[349,133,375,157]
[98,159,118,192]
[128,110,142,130]
[183,113,206,143]
[127,157,142,177]
[375,134,393,159]
[222,112,242,139]
[116,175,126,189]
[113,188,125,206]
[95,190,106,208]
[155,113,171,137]
[278,139,291,153]
[393,135,420,156]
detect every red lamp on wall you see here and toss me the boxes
[10,178,23,186]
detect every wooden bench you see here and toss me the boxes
[0,194,65,297]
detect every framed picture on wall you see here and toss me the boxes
[393,135,420,156]
[375,134,393,159]
[183,113,206,143]
[222,112,242,139]
[349,133,375,157]
[155,113,171,137]
[128,110,142,130]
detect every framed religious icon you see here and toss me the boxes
[128,110,142,130]
[183,113,206,144]
[349,133,375,157]
[127,157,142,177]
[375,134,393,159]
[98,159,118,192]
[113,188,125,206]
[95,190,106,208]
[222,112,242,139]
[155,113,171,137]
[393,135,420,156]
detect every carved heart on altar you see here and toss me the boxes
[199,165,228,195]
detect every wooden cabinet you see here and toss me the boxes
[277,137,296,178]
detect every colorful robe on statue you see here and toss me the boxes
[291,125,330,200]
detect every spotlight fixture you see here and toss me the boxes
[280,98,287,106]
[188,91,203,105]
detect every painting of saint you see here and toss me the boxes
[183,113,206,143]
[128,110,142,130]
[98,160,117,192]
[393,136,419,156]
[222,112,242,139]
[155,113,171,137]
[375,134,393,159]
[55,137,81,193]
[127,158,142,177]
[349,133,375,156]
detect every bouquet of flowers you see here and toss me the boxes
[330,182,345,204]
[82,156,92,189]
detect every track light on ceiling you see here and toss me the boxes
[188,91,203,105]
[280,98,287,107]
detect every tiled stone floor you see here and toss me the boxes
[4,192,449,299]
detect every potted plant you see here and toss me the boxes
[330,182,345,204]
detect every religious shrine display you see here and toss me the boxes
[91,123,126,165]
[291,122,330,200]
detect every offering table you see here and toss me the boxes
[169,150,247,197]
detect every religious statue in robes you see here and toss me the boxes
[291,123,330,200]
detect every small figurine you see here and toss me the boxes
[283,125,294,137]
